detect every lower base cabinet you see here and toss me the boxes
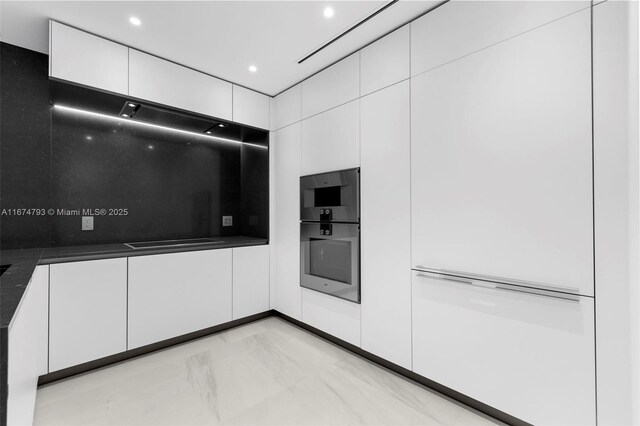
[411,271,596,425]
[232,245,270,319]
[128,249,233,349]
[49,259,127,372]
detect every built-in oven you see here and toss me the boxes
[300,168,360,303]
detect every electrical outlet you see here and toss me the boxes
[82,216,94,231]
[222,216,233,227]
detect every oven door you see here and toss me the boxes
[300,168,359,222]
[300,222,360,303]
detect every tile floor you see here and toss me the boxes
[34,317,503,425]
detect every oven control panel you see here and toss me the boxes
[320,223,332,236]
[319,209,333,221]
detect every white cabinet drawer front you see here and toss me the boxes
[411,10,593,295]
[49,258,127,372]
[128,249,232,349]
[410,0,589,76]
[50,21,128,95]
[300,100,359,175]
[301,53,359,119]
[301,289,361,347]
[232,85,270,129]
[129,50,232,120]
[361,25,410,96]
[232,245,270,319]
[411,272,596,425]
[275,84,301,130]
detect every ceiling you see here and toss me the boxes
[0,1,441,96]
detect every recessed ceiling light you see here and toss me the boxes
[85,135,93,141]
[121,114,129,117]
[129,16,141,26]
[323,7,334,18]
[148,145,154,150]
[248,65,257,73]
[218,123,226,128]
[128,102,136,107]
[206,131,212,134]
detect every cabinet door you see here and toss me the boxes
[275,123,302,320]
[49,21,128,95]
[232,245,270,319]
[275,84,301,130]
[300,100,359,175]
[360,25,410,96]
[301,289,361,347]
[49,259,127,372]
[7,265,49,426]
[412,271,596,425]
[233,85,270,130]
[128,249,232,349]
[410,1,589,76]
[411,9,593,295]
[360,81,411,368]
[129,49,232,120]
[301,53,359,119]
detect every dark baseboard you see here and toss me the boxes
[38,310,273,386]
[273,311,530,426]
[38,309,528,426]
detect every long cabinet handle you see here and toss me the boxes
[415,271,580,303]
[414,265,580,295]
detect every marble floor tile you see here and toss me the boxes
[33,317,504,426]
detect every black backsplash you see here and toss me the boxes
[0,42,269,249]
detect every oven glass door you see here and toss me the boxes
[300,222,360,303]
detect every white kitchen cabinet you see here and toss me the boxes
[49,259,127,372]
[49,21,128,95]
[300,100,359,175]
[232,85,270,129]
[411,271,596,425]
[275,123,302,320]
[360,25,410,96]
[593,1,638,424]
[7,265,48,426]
[129,49,232,120]
[301,289,361,347]
[269,130,277,308]
[301,53,359,119]
[275,84,301,130]
[232,245,270,319]
[410,0,590,76]
[128,249,232,349]
[411,9,593,295]
[360,81,411,369]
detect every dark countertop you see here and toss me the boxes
[0,236,268,330]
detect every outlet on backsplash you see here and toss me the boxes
[82,216,94,231]
[222,216,233,227]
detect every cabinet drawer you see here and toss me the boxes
[411,271,595,425]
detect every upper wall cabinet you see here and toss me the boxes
[275,84,301,130]
[301,53,359,119]
[49,21,128,95]
[410,0,590,76]
[129,49,232,120]
[232,85,270,130]
[360,25,410,96]
[300,100,359,175]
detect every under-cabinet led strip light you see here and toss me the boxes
[53,104,268,150]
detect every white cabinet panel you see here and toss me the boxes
[129,49,232,120]
[232,85,270,129]
[301,53,359,119]
[232,245,270,319]
[128,249,232,349]
[411,0,589,76]
[360,81,411,369]
[269,130,277,308]
[412,271,596,425]
[300,100,359,175]
[49,21,128,95]
[360,25,410,96]
[275,123,302,320]
[49,259,127,372]
[275,84,301,130]
[7,265,48,426]
[411,10,593,294]
[301,289,361,347]
[593,1,637,424]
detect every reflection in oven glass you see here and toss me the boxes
[309,239,351,284]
